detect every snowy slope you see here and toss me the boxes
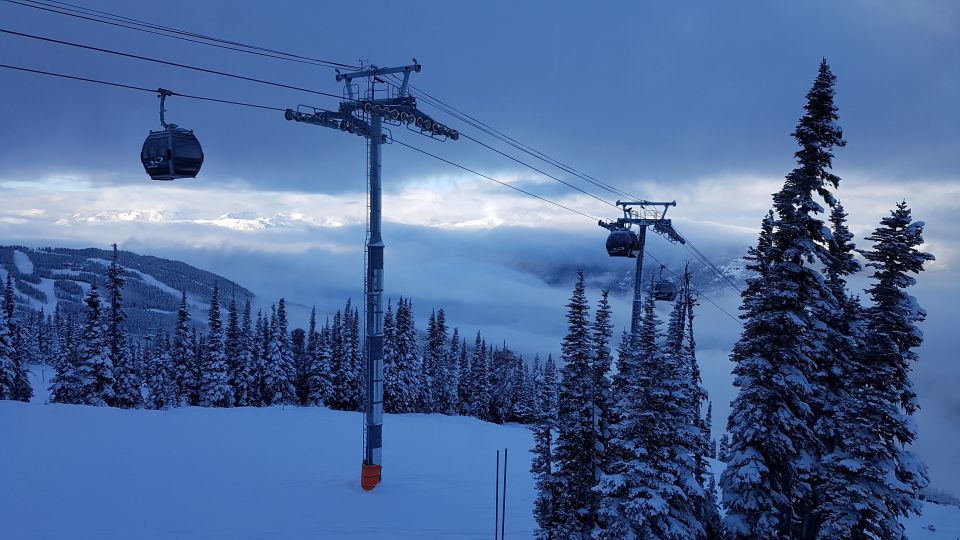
[2,368,957,539]
[0,400,535,539]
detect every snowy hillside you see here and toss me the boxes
[2,369,957,539]
[0,245,253,334]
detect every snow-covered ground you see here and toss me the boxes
[1,370,956,539]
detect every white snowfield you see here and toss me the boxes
[1,394,957,538]
[0,399,536,540]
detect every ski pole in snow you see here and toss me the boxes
[502,448,508,540]
[495,449,500,540]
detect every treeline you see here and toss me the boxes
[531,270,721,538]
[3,246,543,426]
[0,274,33,401]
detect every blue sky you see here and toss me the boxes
[1,0,959,493]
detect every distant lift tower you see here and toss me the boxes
[285,62,458,491]
[598,201,686,337]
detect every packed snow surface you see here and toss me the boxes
[1,380,956,538]
[13,248,34,274]
[0,400,535,539]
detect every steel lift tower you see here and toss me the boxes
[285,62,458,491]
[599,200,686,336]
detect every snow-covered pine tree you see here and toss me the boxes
[456,333,470,415]
[291,327,307,404]
[513,359,536,424]
[75,284,115,406]
[0,279,17,400]
[721,59,846,539]
[682,266,723,539]
[817,201,934,539]
[308,309,333,407]
[531,348,559,539]
[171,291,195,406]
[718,433,731,463]
[200,284,232,407]
[596,280,656,538]
[347,303,364,410]
[191,328,204,405]
[326,308,351,410]
[264,299,296,405]
[251,310,267,406]
[303,306,328,406]
[426,309,452,413]
[467,331,491,420]
[589,289,614,511]
[384,298,421,413]
[489,343,518,423]
[442,326,461,416]
[105,245,139,409]
[551,270,598,538]
[49,310,79,404]
[224,296,241,403]
[799,201,864,537]
[232,299,255,406]
[145,330,177,410]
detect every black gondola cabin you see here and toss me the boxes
[606,228,639,258]
[141,128,203,181]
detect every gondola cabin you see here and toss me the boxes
[606,228,639,258]
[653,279,678,302]
[141,128,204,181]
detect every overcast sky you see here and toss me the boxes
[1,0,959,493]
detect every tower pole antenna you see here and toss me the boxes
[285,60,458,491]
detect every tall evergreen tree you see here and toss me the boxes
[200,284,232,407]
[384,298,421,413]
[532,350,559,539]
[235,299,257,406]
[145,330,176,410]
[589,289,614,509]
[0,276,18,400]
[443,326,462,416]
[49,310,79,404]
[263,299,296,405]
[172,291,196,406]
[552,270,597,538]
[306,308,333,406]
[467,331,491,420]
[104,245,139,408]
[817,202,933,538]
[74,284,115,406]
[721,59,846,539]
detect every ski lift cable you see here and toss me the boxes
[388,74,639,201]
[458,132,620,209]
[1,0,352,69]
[392,138,602,221]
[3,0,358,69]
[0,62,289,111]
[1,61,744,325]
[0,27,349,101]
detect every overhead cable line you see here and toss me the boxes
[4,0,358,69]
[393,75,640,201]
[0,27,348,101]
[392,139,602,222]
[2,0,352,69]
[459,132,618,209]
[0,63,287,111]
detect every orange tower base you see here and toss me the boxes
[361,463,382,491]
